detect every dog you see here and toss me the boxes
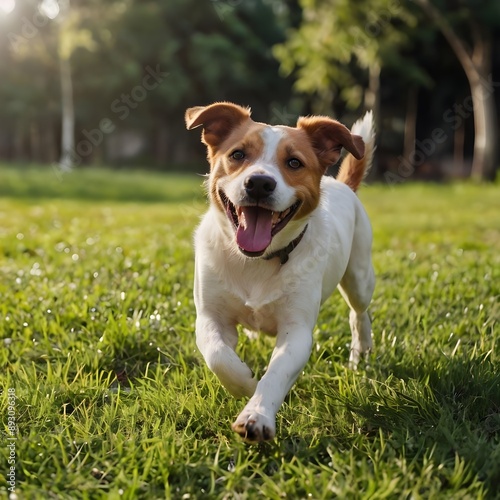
[185,102,375,442]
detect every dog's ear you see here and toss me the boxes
[185,102,251,149]
[297,116,365,168]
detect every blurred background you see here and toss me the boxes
[1,0,499,182]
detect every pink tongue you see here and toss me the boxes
[236,206,273,253]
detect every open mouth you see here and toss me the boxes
[219,190,301,256]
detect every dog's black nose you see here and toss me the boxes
[244,174,277,200]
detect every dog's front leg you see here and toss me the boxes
[232,320,314,442]
[196,315,257,398]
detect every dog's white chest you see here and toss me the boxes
[223,262,286,333]
[239,302,279,335]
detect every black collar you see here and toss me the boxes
[263,225,308,265]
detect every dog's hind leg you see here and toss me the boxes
[338,250,375,369]
[196,315,258,398]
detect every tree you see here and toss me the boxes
[54,0,124,169]
[273,0,426,115]
[273,0,436,181]
[54,0,75,170]
[0,0,62,163]
[413,0,499,181]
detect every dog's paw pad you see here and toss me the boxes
[232,412,275,443]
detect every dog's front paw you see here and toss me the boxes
[231,409,276,443]
[349,346,371,370]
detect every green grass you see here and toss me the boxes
[1,167,499,499]
[0,164,204,202]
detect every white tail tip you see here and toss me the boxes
[351,110,375,144]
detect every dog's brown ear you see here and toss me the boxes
[185,102,251,149]
[297,116,365,168]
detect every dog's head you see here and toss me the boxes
[185,102,364,258]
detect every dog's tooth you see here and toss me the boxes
[240,211,247,229]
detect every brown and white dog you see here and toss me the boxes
[185,102,375,442]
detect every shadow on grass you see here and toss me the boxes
[343,354,500,496]
[231,352,500,497]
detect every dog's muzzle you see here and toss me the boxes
[219,175,302,257]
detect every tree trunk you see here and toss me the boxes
[403,86,418,169]
[13,120,26,162]
[48,121,58,164]
[453,111,465,177]
[414,0,498,181]
[30,122,42,163]
[155,121,169,167]
[469,67,497,181]
[59,54,75,170]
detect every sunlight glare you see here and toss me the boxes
[0,0,16,14]
[39,0,60,20]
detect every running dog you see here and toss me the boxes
[185,102,375,442]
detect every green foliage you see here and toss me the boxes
[274,0,500,116]
[0,0,294,133]
[274,0,434,109]
[1,169,499,498]
[0,0,300,167]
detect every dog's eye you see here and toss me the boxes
[287,158,303,169]
[230,150,245,161]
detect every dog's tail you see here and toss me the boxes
[336,111,375,193]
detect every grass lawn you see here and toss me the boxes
[1,166,499,499]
